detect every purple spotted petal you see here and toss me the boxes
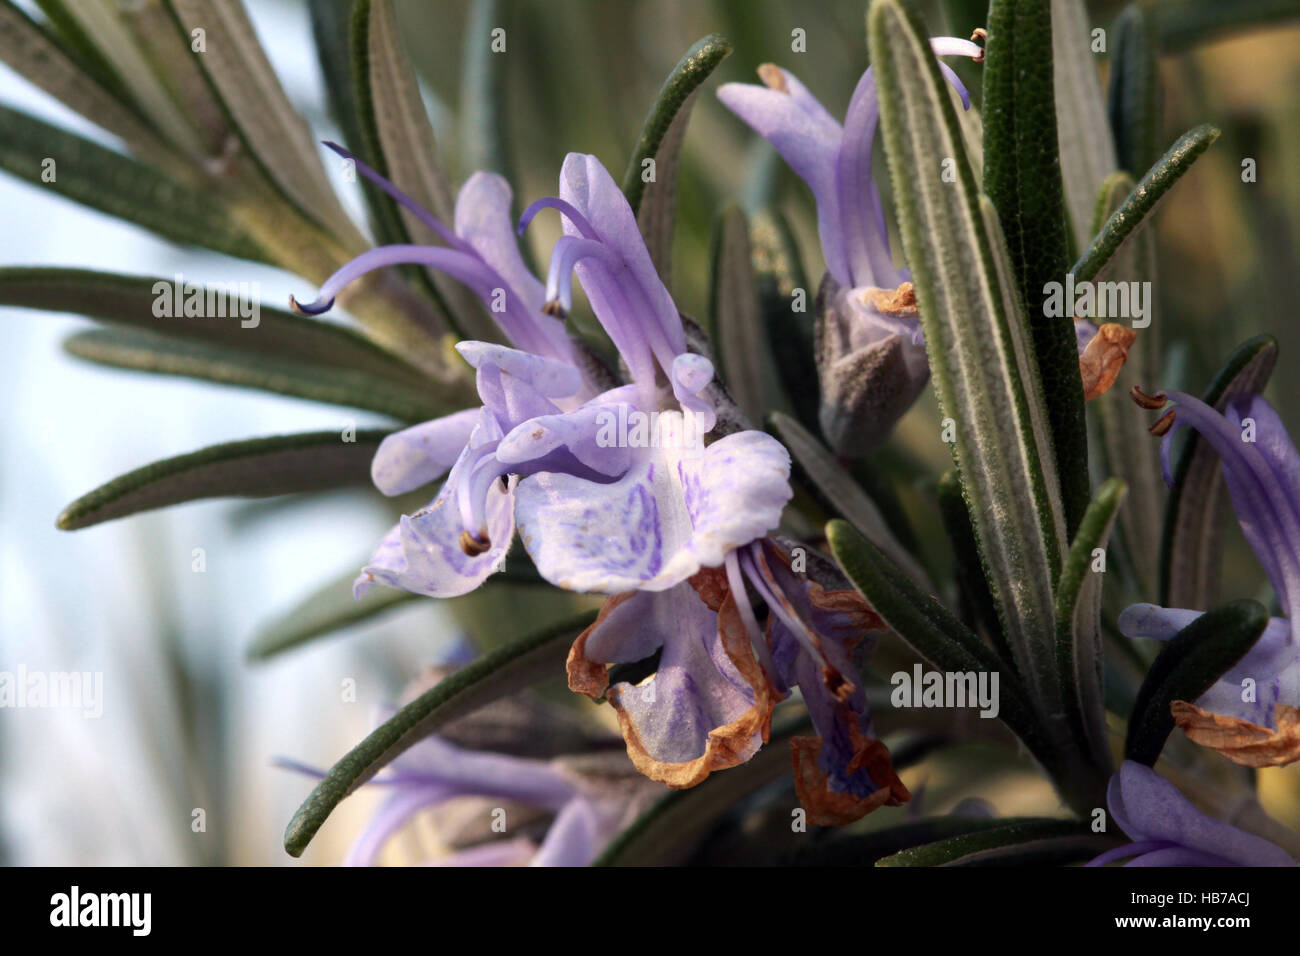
[514,420,791,593]
[371,407,481,496]
[1105,761,1295,867]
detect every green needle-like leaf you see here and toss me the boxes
[0,105,268,263]
[875,818,1112,866]
[827,519,1049,763]
[752,210,819,432]
[1051,0,1117,254]
[870,0,1067,720]
[1107,3,1161,177]
[1125,599,1271,766]
[57,430,387,530]
[1055,477,1126,773]
[711,206,765,423]
[0,267,433,386]
[1160,335,1279,609]
[283,610,598,857]
[1071,125,1220,285]
[62,327,448,422]
[620,33,731,217]
[983,0,1089,537]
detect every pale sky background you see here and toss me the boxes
[0,0,460,865]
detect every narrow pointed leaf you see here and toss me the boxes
[284,610,598,857]
[753,211,819,432]
[1071,125,1220,285]
[57,430,388,530]
[1107,3,1161,177]
[1055,477,1125,772]
[1088,172,1163,595]
[876,818,1111,866]
[983,0,1089,536]
[711,206,765,422]
[0,267,433,386]
[249,550,548,662]
[1125,599,1271,766]
[1051,0,1117,253]
[620,33,731,217]
[937,470,1004,658]
[248,568,422,662]
[1161,335,1279,609]
[353,0,494,341]
[459,0,512,180]
[168,0,358,241]
[62,327,447,422]
[773,414,928,587]
[1153,0,1300,52]
[0,106,268,263]
[0,0,166,156]
[870,0,1067,719]
[827,519,1049,762]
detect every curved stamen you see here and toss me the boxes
[741,543,830,674]
[724,550,778,681]
[518,197,601,241]
[323,141,470,253]
[543,236,622,313]
[453,439,503,534]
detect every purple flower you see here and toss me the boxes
[717,38,982,452]
[567,539,911,822]
[1087,761,1295,866]
[1120,391,1300,766]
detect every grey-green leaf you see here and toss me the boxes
[870,0,1067,721]
[983,0,1089,537]
[168,0,358,242]
[1055,477,1125,774]
[1125,599,1270,766]
[1161,335,1279,609]
[1051,0,1117,253]
[0,266,433,386]
[1071,125,1220,285]
[57,430,387,530]
[1107,3,1161,177]
[711,206,765,423]
[0,105,268,263]
[620,33,731,217]
[875,818,1111,866]
[283,610,598,857]
[62,327,447,422]
[827,519,1049,764]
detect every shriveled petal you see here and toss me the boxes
[515,417,791,593]
[371,408,482,496]
[354,472,515,599]
[603,583,776,788]
[1172,701,1300,768]
[1079,323,1136,401]
[1107,761,1295,866]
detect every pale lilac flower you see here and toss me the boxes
[717,38,982,452]
[1087,761,1295,867]
[1120,391,1300,765]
